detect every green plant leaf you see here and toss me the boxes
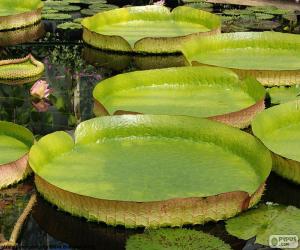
[57,22,82,29]
[267,85,300,105]
[81,5,221,53]
[93,66,265,128]
[126,229,232,250]
[181,32,300,86]
[226,204,300,247]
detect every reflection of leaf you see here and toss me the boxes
[226,204,300,247]
[126,229,232,250]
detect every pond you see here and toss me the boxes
[0,0,300,249]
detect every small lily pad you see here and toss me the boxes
[223,9,253,16]
[255,13,274,20]
[44,0,70,7]
[126,229,232,250]
[267,85,300,105]
[42,13,72,20]
[64,0,105,3]
[73,17,84,23]
[42,9,59,14]
[47,5,81,12]
[246,6,291,15]
[57,22,82,29]
[226,204,300,247]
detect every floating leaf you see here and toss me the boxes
[42,13,72,20]
[267,85,300,105]
[29,115,271,228]
[0,0,43,30]
[81,5,221,53]
[252,100,300,184]
[182,32,300,86]
[126,229,232,250]
[57,22,82,29]
[226,204,300,248]
[93,66,266,128]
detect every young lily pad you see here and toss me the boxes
[57,22,82,29]
[0,55,45,85]
[46,5,81,12]
[42,9,60,14]
[64,0,105,3]
[184,3,213,12]
[226,204,300,248]
[267,85,300,105]
[182,32,300,86]
[81,5,221,53]
[255,13,274,20]
[252,100,300,184]
[29,115,271,228]
[0,0,43,31]
[44,1,70,7]
[126,229,232,250]
[246,6,291,15]
[223,9,253,16]
[42,13,72,20]
[80,4,118,16]
[93,66,266,128]
[73,17,83,23]
[0,121,34,189]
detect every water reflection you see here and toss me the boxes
[0,22,45,47]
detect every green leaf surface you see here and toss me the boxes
[57,22,82,29]
[0,121,34,165]
[252,100,300,162]
[182,32,300,70]
[0,0,43,17]
[42,13,72,20]
[81,5,220,47]
[126,229,232,250]
[29,115,271,202]
[93,66,265,117]
[226,204,300,247]
[267,85,300,105]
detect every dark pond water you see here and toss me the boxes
[0,0,300,249]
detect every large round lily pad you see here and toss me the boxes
[0,0,44,31]
[181,32,300,86]
[126,229,232,250]
[93,66,265,128]
[81,5,221,53]
[29,115,271,228]
[252,100,300,184]
[0,121,34,189]
[0,55,45,85]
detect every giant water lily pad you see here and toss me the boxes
[0,0,43,31]
[182,32,300,86]
[93,66,265,128]
[81,5,221,53]
[252,100,300,184]
[0,55,44,85]
[226,204,300,248]
[126,229,232,250]
[29,115,271,228]
[0,122,34,190]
